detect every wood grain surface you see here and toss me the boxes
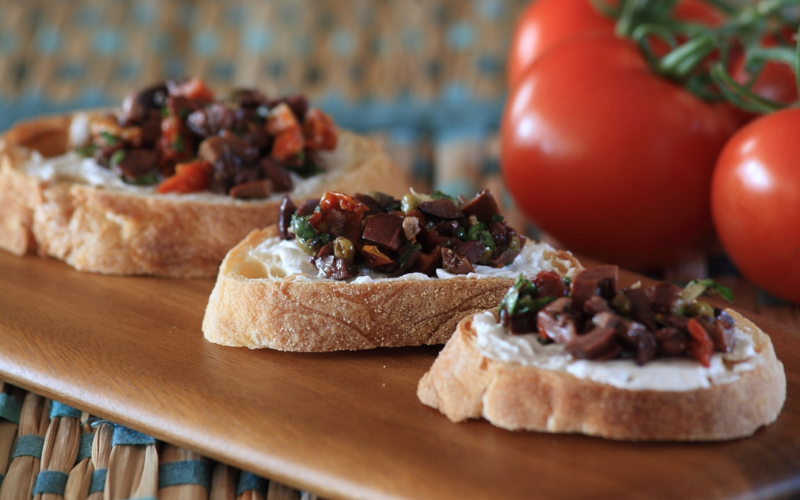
[0,251,799,500]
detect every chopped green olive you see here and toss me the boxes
[479,247,493,265]
[686,300,714,318]
[333,237,355,260]
[401,194,420,213]
[612,291,632,316]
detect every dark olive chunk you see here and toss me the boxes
[440,248,474,274]
[459,189,501,224]
[362,213,405,251]
[418,199,464,220]
[261,157,293,192]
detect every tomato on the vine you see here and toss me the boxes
[731,35,799,122]
[507,0,726,90]
[500,34,739,271]
[507,0,613,89]
[711,108,800,304]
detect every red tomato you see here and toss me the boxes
[157,159,212,194]
[711,108,800,304]
[507,0,725,89]
[507,0,613,89]
[501,34,739,271]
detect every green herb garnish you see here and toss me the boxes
[430,190,458,203]
[290,214,331,256]
[498,274,537,317]
[74,145,97,158]
[466,222,496,251]
[292,153,325,178]
[110,149,126,166]
[680,279,734,303]
[397,243,422,270]
[172,135,185,153]
[125,171,160,186]
[100,132,119,146]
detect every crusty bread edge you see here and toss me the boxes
[202,226,582,351]
[0,113,411,277]
[418,309,786,441]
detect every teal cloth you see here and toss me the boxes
[33,470,69,496]
[0,393,22,424]
[49,401,82,420]
[89,469,107,494]
[77,433,94,462]
[158,460,210,490]
[12,434,44,459]
[236,471,269,497]
[112,426,156,446]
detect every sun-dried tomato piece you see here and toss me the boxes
[687,317,714,368]
[168,77,215,102]
[304,108,337,150]
[270,126,305,162]
[157,159,212,194]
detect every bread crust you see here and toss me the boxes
[0,114,411,277]
[418,310,786,441]
[202,226,582,351]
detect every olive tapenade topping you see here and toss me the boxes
[497,267,736,367]
[75,77,338,198]
[280,189,526,281]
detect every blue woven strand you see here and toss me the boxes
[33,470,69,495]
[12,434,44,459]
[49,401,82,420]
[158,460,210,490]
[0,394,22,424]
[236,471,269,497]
[77,433,93,462]
[111,426,156,446]
[89,469,107,494]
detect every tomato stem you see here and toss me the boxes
[710,62,785,113]
[657,35,718,80]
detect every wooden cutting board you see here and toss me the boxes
[1,251,798,500]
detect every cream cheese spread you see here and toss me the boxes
[471,311,758,391]
[248,236,571,283]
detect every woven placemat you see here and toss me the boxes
[0,388,322,500]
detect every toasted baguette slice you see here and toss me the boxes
[0,114,410,278]
[202,226,581,351]
[418,310,786,441]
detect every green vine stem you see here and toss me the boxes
[591,0,800,111]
